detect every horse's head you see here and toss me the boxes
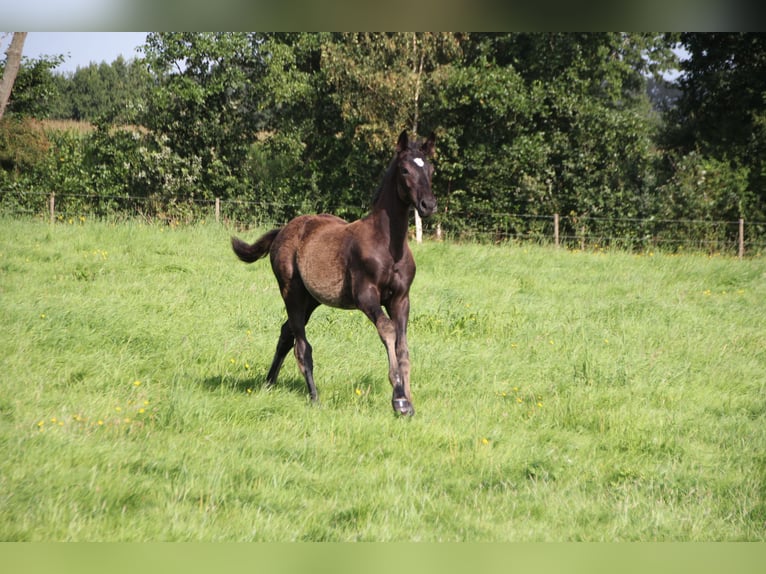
[395,130,437,218]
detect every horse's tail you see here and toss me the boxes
[231,229,280,263]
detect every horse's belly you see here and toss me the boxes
[302,263,349,307]
[296,228,352,308]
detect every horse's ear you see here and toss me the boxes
[421,131,436,157]
[396,130,409,153]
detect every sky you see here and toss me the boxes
[1,32,148,74]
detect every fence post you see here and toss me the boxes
[49,192,55,224]
[215,197,221,224]
[554,213,560,247]
[414,210,422,244]
[738,218,744,259]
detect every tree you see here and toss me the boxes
[141,32,269,200]
[667,33,766,219]
[671,33,766,156]
[53,57,151,123]
[419,33,671,240]
[319,33,460,215]
[0,32,28,120]
[5,54,64,118]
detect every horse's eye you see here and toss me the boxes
[400,167,409,176]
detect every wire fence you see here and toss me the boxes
[439,209,765,258]
[3,189,766,258]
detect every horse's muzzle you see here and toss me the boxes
[417,197,437,218]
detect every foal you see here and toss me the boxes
[231,130,436,415]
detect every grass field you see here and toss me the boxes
[1,218,764,541]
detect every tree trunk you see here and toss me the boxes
[412,33,425,243]
[0,32,28,120]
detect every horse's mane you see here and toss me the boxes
[371,156,398,206]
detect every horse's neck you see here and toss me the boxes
[370,174,410,260]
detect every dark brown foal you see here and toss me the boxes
[232,130,436,415]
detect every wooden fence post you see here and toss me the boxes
[738,218,744,259]
[554,213,560,247]
[215,197,221,224]
[49,192,55,224]
[414,210,423,244]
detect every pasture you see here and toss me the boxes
[1,218,764,541]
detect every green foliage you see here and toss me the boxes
[669,33,766,220]
[660,152,752,221]
[0,122,210,223]
[4,33,766,243]
[57,57,151,124]
[652,153,753,249]
[424,36,662,240]
[0,117,50,174]
[141,33,265,200]
[466,33,675,107]
[2,55,65,118]
[1,220,764,540]
[244,133,318,222]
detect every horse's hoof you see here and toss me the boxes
[392,398,415,417]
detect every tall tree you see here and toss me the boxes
[141,32,267,199]
[667,32,766,219]
[5,54,64,118]
[320,33,460,207]
[0,32,28,120]
[672,33,766,156]
[55,57,151,123]
[421,33,673,238]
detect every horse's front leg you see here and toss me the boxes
[356,286,413,416]
[386,294,413,412]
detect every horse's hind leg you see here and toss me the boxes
[293,328,317,401]
[266,299,320,401]
[284,295,320,401]
[290,316,318,401]
[265,321,294,388]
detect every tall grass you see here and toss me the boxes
[1,218,764,540]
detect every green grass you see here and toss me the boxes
[1,218,764,541]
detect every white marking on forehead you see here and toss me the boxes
[413,158,425,168]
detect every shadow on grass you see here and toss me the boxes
[200,370,309,396]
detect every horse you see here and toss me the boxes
[231,130,437,416]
